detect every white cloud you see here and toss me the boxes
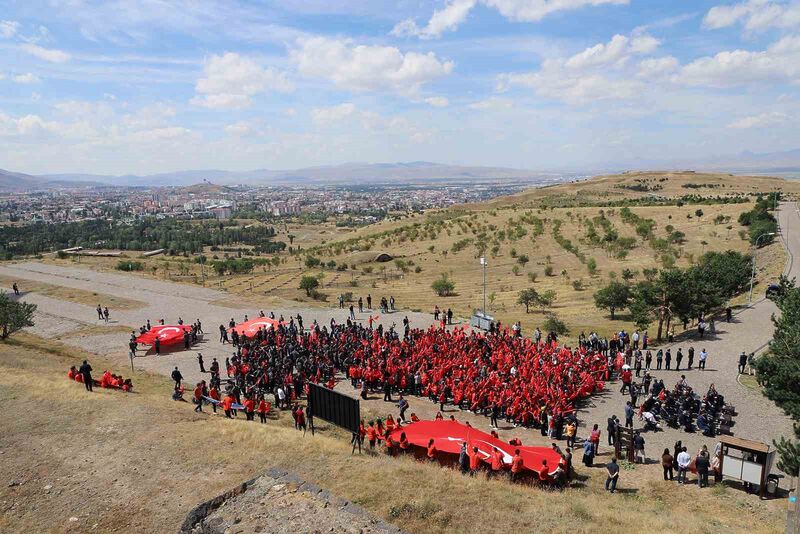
[636,56,679,78]
[392,0,476,39]
[728,111,790,128]
[191,52,293,109]
[225,121,254,136]
[0,20,19,38]
[424,96,450,107]
[292,36,453,96]
[565,33,659,70]
[498,31,656,104]
[311,103,357,125]
[468,96,514,109]
[675,35,800,87]
[12,73,41,84]
[704,0,800,32]
[484,0,629,22]
[393,0,629,39]
[20,44,71,63]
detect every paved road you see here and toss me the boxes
[2,203,798,459]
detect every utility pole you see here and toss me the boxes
[749,232,776,306]
[480,257,487,314]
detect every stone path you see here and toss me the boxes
[2,204,798,461]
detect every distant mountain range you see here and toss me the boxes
[2,149,800,192]
[2,162,563,191]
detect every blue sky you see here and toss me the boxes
[1,0,799,175]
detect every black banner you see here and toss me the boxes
[307,383,360,433]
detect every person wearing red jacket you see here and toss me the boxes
[209,386,220,414]
[469,446,481,476]
[427,438,437,461]
[243,397,255,421]
[221,394,235,418]
[296,407,306,431]
[490,447,504,477]
[366,422,378,449]
[193,382,204,413]
[538,459,551,484]
[511,450,524,482]
[257,398,270,423]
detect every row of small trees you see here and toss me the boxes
[592,250,751,341]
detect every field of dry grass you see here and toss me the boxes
[0,274,147,310]
[0,333,787,533]
[30,172,790,343]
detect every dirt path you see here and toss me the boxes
[2,204,797,463]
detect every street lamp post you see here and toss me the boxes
[480,257,487,314]
[749,232,777,306]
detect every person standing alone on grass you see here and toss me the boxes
[605,458,619,493]
[172,366,183,389]
[80,360,93,392]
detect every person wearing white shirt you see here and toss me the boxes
[699,349,708,370]
[676,447,691,484]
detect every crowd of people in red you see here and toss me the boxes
[345,325,608,428]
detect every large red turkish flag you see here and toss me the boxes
[135,325,193,346]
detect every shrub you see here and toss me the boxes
[116,260,144,271]
[431,273,456,297]
[543,314,569,335]
[587,257,598,275]
[544,265,554,276]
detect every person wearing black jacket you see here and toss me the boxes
[79,360,93,392]
[171,366,183,389]
[607,415,618,446]
[696,451,710,487]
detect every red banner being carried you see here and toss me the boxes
[388,419,562,475]
[229,317,280,338]
[135,325,193,346]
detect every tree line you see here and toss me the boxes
[0,218,285,257]
[593,250,752,340]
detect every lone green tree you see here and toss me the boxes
[431,273,456,297]
[299,275,320,296]
[0,293,37,339]
[593,281,631,320]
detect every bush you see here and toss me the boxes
[587,257,598,275]
[544,265,554,276]
[572,279,584,291]
[305,256,322,269]
[116,260,144,271]
[431,273,456,297]
[543,314,569,335]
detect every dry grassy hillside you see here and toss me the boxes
[487,171,800,208]
[38,172,790,342]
